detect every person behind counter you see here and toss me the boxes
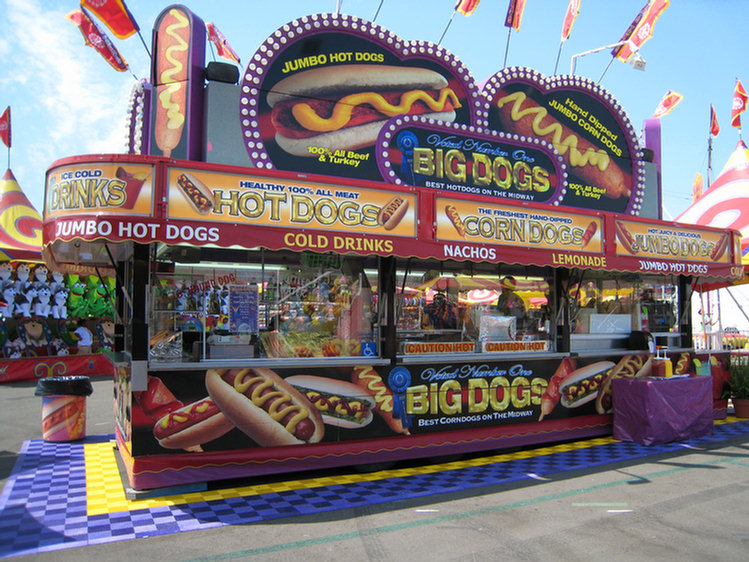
[497,276,526,324]
[72,319,93,354]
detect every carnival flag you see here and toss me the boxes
[711,105,720,137]
[504,0,527,31]
[455,0,481,16]
[0,107,10,149]
[692,172,703,203]
[731,79,748,128]
[67,9,129,72]
[80,0,139,39]
[561,0,581,42]
[206,23,240,64]
[612,0,670,62]
[652,90,683,119]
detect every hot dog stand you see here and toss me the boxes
[42,7,742,491]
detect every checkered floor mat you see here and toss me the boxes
[1,419,748,558]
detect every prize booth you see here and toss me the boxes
[42,7,742,491]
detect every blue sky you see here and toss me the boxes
[1,0,748,220]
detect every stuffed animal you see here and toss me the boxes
[5,337,25,358]
[1,286,15,316]
[31,264,49,289]
[0,262,13,290]
[49,271,65,294]
[15,285,36,317]
[66,278,89,318]
[34,287,52,317]
[13,263,30,292]
[50,338,69,356]
[52,289,68,319]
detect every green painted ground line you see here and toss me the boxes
[182,453,744,562]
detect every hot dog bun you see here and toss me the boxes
[495,91,631,199]
[559,361,615,408]
[206,368,324,446]
[595,354,651,414]
[153,397,234,449]
[176,172,215,214]
[154,8,190,157]
[285,375,375,429]
[268,64,460,157]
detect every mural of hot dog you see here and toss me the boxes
[176,172,215,214]
[351,366,409,434]
[595,354,651,414]
[285,375,375,429]
[206,368,324,446]
[267,65,462,157]
[153,397,234,449]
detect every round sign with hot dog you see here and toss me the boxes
[240,13,482,182]
[483,68,645,216]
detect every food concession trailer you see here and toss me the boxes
[42,7,742,491]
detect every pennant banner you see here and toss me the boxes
[652,90,683,119]
[732,79,748,128]
[692,172,703,203]
[504,0,527,31]
[455,0,481,16]
[613,0,670,62]
[206,22,240,64]
[0,107,10,149]
[711,105,720,137]
[561,0,581,42]
[80,0,139,39]
[68,9,129,72]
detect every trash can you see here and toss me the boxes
[35,376,93,442]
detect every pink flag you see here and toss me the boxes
[652,90,683,119]
[561,0,581,42]
[68,9,129,72]
[81,0,139,40]
[613,0,670,62]
[0,107,10,149]
[455,0,481,16]
[206,23,240,64]
[710,105,720,137]
[732,79,748,128]
[504,0,527,32]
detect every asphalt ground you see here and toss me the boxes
[1,376,748,561]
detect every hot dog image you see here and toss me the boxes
[494,91,630,200]
[285,375,375,429]
[710,233,729,260]
[378,195,409,230]
[615,221,638,254]
[267,64,462,157]
[133,375,184,420]
[153,397,234,449]
[580,221,597,249]
[445,204,466,237]
[351,365,409,434]
[206,368,324,446]
[538,356,577,421]
[176,172,215,214]
[154,8,190,156]
[595,354,651,414]
[559,361,616,408]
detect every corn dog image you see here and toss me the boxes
[154,8,190,157]
[445,204,466,237]
[495,91,631,199]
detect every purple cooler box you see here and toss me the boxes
[612,375,713,446]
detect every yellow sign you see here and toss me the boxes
[45,163,155,217]
[615,220,730,263]
[436,197,603,253]
[167,168,417,237]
